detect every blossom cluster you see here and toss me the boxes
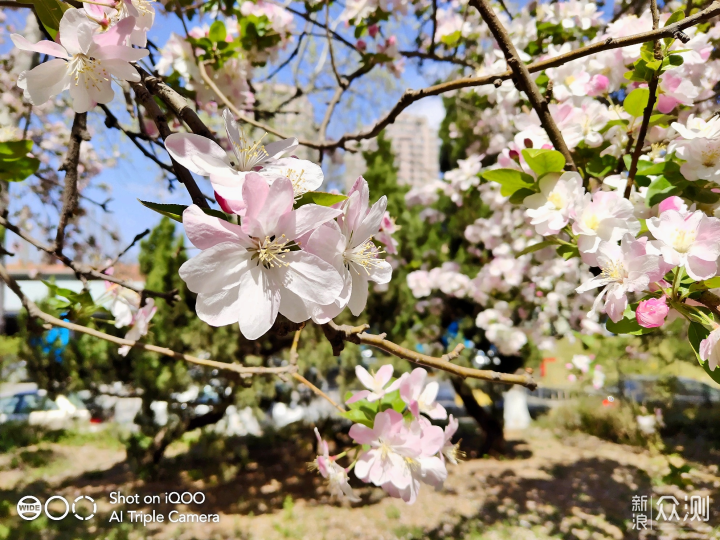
[169,110,393,339]
[11,7,150,112]
[401,2,720,384]
[312,365,460,504]
[99,279,157,356]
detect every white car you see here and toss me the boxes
[0,390,90,429]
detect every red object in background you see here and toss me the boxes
[602,398,616,407]
[90,418,103,424]
[540,357,556,378]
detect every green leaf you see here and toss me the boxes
[605,306,656,335]
[139,201,230,223]
[646,176,684,206]
[339,408,373,427]
[624,88,650,117]
[586,155,617,178]
[440,30,461,47]
[294,191,348,208]
[0,140,40,182]
[509,187,535,205]
[700,277,720,290]
[521,149,565,177]
[664,9,685,28]
[636,160,678,176]
[648,114,675,127]
[482,169,535,199]
[18,0,70,39]
[556,244,579,260]
[683,183,720,204]
[667,54,684,67]
[208,20,227,42]
[687,323,720,385]
[516,240,556,257]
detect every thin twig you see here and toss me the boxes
[135,1,720,153]
[101,229,151,272]
[624,0,662,199]
[322,321,538,389]
[292,373,344,413]
[100,104,175,175]
[469,0,576,171]
[56,112,90,255]
[0,215,180,304]
[325,0,346,89]
[289,325,304,365]
[0,262,294,376]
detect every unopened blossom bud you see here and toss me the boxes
[357,39,367,51]
[368,24,379,38]
[636,296,669,328]
[524,138,533,148]
[508,149,520,162]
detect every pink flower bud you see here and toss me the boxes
[541,144,553,150]
[523,138,533,148]
[368,24,379,38]
[508,149,520,161]
[356,39,367,51]
[636,296,669,328]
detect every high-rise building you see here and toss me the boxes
[343,113,440,190]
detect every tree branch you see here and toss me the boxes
[468,0,576,171]
[322,321,537,389]
[624,0,662,199]
[139,69,219,143]
[0,215,180,304]
[0,262,294,376]
[130,81,210,208]
[129,3,716,154]
[100,104,175,175]
[55,112,90,255]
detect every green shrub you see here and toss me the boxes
[537,397,646,446]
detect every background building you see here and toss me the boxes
[343,113,440,189]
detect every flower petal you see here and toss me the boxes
[93,45,149,63]
[182,205,250,249]
[195,288,242,327]
[93,14,136,47]
[349,423,376,445]
[352,196,387,248]
[59,8,94,55]
[265,137,298,160]
[165,133,229,177]
[17,60,69,106]
[269,250,343,305]
[100,58,141,82]
[347,271,369,316]
[276,204,342,241]
[10,34,68,59]
[178,241,249,294]
[236,265,280,340]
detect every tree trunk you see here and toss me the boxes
[451,378,505,456]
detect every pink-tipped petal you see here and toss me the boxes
[10,34,68,59]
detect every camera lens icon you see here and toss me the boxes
[17,496,42,521]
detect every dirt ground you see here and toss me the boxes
[1,426,718,540]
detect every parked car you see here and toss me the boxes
[0,390,90,429]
